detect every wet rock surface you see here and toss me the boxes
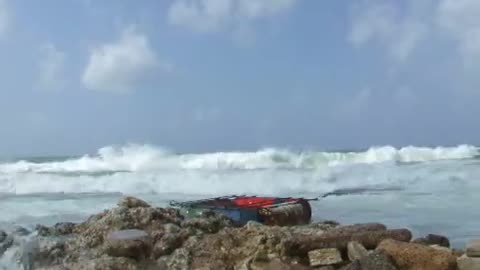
[0,196,470,269]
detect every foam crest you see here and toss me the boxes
[0,144,477,173]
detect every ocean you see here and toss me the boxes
[0,143,479,268]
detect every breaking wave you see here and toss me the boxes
[0,144,478,173]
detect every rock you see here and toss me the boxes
[0,234,13,255]
[0,230,6,242]
[342,250,397,270]
[66,256,140,270]
[153,233,186,258]
[104,229,152,260]
[317,266,336,270]
[358,250,398,270]
[246,220,264,230]
[288,228,412,256]
[430,244,452,253]
[117,196,151,208]
[157,248,191,270]
[14,226,31,236]
[34,237,67,266]
[251,258,311,270]
[182,211,234,233]
[377,239,457,270]
[347,241,368,261]
[36,222,76,237]
[54,222,76,235]
[412,234,450,247]
[164,223,181,234]
[457,254,480,270]
[308,248,342,267]
[466,240,480,257]
[334,223,387,234]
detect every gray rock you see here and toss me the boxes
[412,234,450,247]
[0,234,13,255]
[347,241,368,261]
[104,229,152,260]
[458,254,480,270]
[0,230,7,242]
[53,222,76,235]
[342,251,397,270]
[14,226,31,236]
[308,248,342,267]
[466,240,480,257]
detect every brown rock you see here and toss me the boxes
[412,234,450,247]
[308,248,342,267]
[334,223,387,234]
[347,241,368,261]
[457,254,480,270]
[466,240,480,257]
[117,196,151,208]
[288,228,412,255]
[104,229,152,260]
[377,239,457,270]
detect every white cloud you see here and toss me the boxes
[37,43,66,91]
[436,0,480,57]
[167,0,296,41]
[0,0,10,37]
[348,0,427,62]
[82,26,162,93]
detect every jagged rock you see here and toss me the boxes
[466,240,480,257]
[164,223,181,234]
[118,196,151,208]
[347,241,368,261]
[54,222,76,235]
[377,239,457,270]
[412,234,450,247]
[104,229,152,260]
[153,232,186,258]
[181,210,234,233]
[308,248,342,267]
[66,256,140,270]
[341,250,397,270]
[0,234,13,255]
[14,226,31,236]
[36,222,76,237]
[457,254,480,270]
[157,248,192,270]
[287,228,412,255]
[0,230,6,242]
[35,237,67,266]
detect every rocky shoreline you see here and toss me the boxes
[0,196,478,270]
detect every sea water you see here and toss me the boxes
[0,144,479,268]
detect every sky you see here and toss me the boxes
[0,0,480,156]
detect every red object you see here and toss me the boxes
[232,196,299,208]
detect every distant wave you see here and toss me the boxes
[0,144,477,173]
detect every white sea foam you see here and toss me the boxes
[0,144,477,173]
